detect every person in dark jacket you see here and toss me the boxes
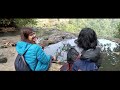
[72,28,102,71]
[60,28,102,71]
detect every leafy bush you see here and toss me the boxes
[0,19,15,27]
[14,19,37,27]
[55,19,120,38]
[115,22,120,38]
[0,18,37,28]
[1,18,119,39]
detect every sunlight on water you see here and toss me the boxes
[42,38,120,70]
[98,39,119,52]
[44,38,119,56]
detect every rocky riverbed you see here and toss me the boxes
[0,28,120,71]
[0,29,77,71]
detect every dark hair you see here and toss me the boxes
[20,27,35,43]
[76,28,97,50]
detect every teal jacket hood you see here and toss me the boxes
[16,41,31,55]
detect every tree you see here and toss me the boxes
[0,18,37,28]
[116,22,120,38]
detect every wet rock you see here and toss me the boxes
[0,41,16,48]
[0,27,16,32]
[0,45,8,48]
[2,38,7,41]
[0,54,7,63]
[37,28,77,45]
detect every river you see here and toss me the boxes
[43,38,120,71]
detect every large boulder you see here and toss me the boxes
[37,29,78,46]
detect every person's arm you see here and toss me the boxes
[96,52,102,68]
[37,45,51,64]
[81,47,101,62]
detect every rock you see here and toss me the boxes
[49,63,62,71]
[0,41,16,48]
[38,39,56,49]
[0,54,7,63]
[11,43,16,47]
[38,28,77,45]
[2,38,7,41]
[112,52,120,55]
[0,45,8,48]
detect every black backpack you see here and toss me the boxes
[14,46,32,71]
[60,46,98,71]
[60,47,80,71]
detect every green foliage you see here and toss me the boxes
[0,19,14,26]
[1,18,119,39]
[13,19,37,27]
[56,23,78,33]
[0,18,37,27]
[54,19,120,38]
[115,22,120,38]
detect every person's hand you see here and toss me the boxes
[56,59,61,64]
[33,36,38,43]
[52,56,56,61]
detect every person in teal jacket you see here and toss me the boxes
[16,27,55,71]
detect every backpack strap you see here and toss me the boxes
[71,46,82,60]
[68,63,73,71]
[23,45,38,71]
[23,45,32,55]
[73,46,83,55]
[23,45,39,71]
[68,63,71,71]
[76,54,81,60]
[21,45,32,70]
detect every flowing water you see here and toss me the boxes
[43,38,120,71]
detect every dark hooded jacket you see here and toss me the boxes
[60,44,102,71]
[80,46,102,68]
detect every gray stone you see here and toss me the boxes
[0,45,8,48]
[0,54,7,63]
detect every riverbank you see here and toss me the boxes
[0,29,120,71]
